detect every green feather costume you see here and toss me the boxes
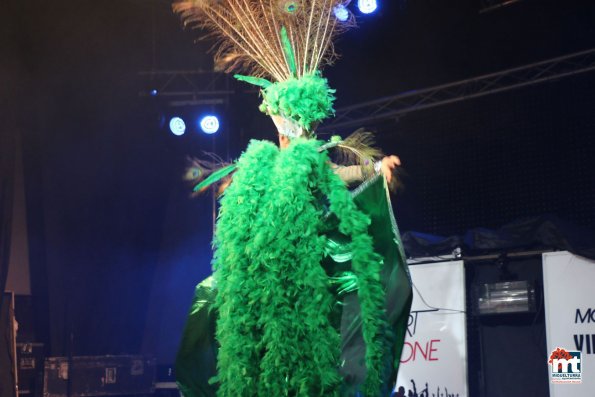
[176,139,412,396]
[172,1,413,395]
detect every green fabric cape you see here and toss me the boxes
[175,174,412,397]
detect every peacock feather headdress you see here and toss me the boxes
[173,0,355,137]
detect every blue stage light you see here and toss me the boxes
[169,117,186,136]
[333,4,350,22]
[199,115,220,134]
[358,0,378,14]
[150,89,158,96]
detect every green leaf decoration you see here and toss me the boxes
[233,74,272,88]
[280,26,297,76]
[193,163,237,192]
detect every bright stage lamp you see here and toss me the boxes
[333,4,350,22]
[169,117,186,136]
[358,0,377,14]
[199,115,220,134]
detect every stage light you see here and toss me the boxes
[333,4,350,22]
[199,115,220,134]
[474,281,536,315]
[169,117,186,136]
[357,0,377,14]
[150,89,158,96]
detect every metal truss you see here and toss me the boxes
[138,70,235,107]
[320,47,595,132]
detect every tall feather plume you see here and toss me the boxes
[334,128,384,167]
[330,129,405,192]
[172,0,355,81]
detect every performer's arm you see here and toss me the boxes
[332,155,401,185]
[332,164,366,185]
[278,133,401,184]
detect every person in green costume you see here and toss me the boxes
[171,1,413,396]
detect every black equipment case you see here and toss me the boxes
[17,343,44,397]
[43,355,155,397]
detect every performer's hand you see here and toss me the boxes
[381,155,401,183]
[217,177,232,196]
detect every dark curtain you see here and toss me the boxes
[16,0,206,357]
[1,2,19,395]
[0,135,15,397]
[0,0,18,332]
[0,295,16,397]
[0,133,15,336]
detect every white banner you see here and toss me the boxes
[395,260,468,397]
[543,251,595,396]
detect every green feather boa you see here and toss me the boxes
[212,139,388,396]
[258,73,336,131]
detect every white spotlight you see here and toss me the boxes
[333,4,350,22]
[169,117,186,136]
[199,115,220,134]
[358,0,378,14]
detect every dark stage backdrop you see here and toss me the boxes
[378,71,595,236]
[13,0,214,357]
[1,2,18,393]
[10,0,263,361]
[21,97,177,357]
[1,0,18,333]
[139,129,223,364]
